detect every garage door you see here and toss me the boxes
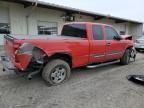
[0,7,10,45]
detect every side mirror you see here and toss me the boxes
[113,36,122,40]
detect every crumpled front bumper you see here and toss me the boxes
[1,55,17,73]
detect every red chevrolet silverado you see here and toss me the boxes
[1,22,135,86]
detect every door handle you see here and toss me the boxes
[106,42,111,46]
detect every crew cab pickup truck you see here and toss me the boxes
[1,22,135,86]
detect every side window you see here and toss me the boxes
[93,25,104,40]
[106,26,119,40]
[61,24,87,38]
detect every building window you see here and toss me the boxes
[120,31,126,35]
[38,21,58,35]
[0,23,10,34]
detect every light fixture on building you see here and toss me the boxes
[106,14,111,19]
[61,13,75,22]
[94,16,104,20]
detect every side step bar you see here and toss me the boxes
[86,60,120,68]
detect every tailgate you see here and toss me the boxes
[4,35,18,61]
[3,34,33,71]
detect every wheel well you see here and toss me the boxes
[31,48,72,68]
[46,53,72,68]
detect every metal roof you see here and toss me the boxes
[1,0,143,24]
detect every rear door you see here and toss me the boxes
[89,24,106,63]
[105,26,124,61]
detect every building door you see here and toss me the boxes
[0,7,10,45]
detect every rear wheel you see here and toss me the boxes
[120,49,130,65]
[42,59,71,86]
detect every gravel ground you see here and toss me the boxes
[0,53,144,108]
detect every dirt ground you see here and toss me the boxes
[0,53,144,108]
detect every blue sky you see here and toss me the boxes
[40,0,144,23]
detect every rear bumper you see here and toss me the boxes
[1,55,17,73]
[0,55,41,79]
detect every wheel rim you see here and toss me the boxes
[50,66,66,84]
[131,50,134,58]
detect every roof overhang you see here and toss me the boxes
[1,0,143,24]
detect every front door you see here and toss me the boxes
[90,24,106,63]
[105,26,124,61]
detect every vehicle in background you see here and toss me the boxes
[1,22,135,86]
[135,36,144,52]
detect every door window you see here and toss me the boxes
[93,25,104,40]
[106,26,119,40]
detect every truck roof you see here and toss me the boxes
[64,22,112,27]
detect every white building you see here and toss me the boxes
[0,0,143,45]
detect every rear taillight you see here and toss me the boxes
[13,42,21,49]
[14,42,21,62]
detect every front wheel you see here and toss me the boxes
[42,59,71,86]
[120,49,130,65]
[136,49,140,52]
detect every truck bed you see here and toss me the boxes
[4,34,84,40]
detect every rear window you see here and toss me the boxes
[61,24,87,38]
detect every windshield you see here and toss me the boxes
[61,24,87,38]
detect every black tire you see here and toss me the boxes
[42,59,71,86]
[120,49,130,65]
[136,49,140,52]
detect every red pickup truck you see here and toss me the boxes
[1,22,135,86]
